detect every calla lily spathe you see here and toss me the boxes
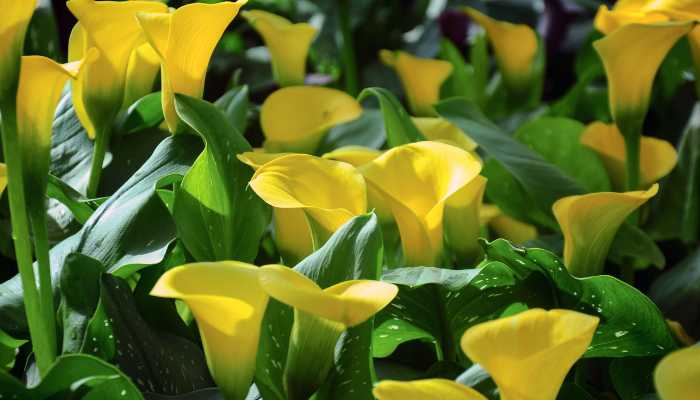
[374,378,487,400]
[122,43,161,109]
[553,184,659,277]
[246,154,367,265]
[654,345,700,400]
[258,265,397,400]
[581,122,677,190]
[242,10,317,87]
[321,146,383,167]
[0,0,36,102]
[594,0,700,35]
[444,175,487,265]
[412,117,478,153]
[463,7,538,98]
[137,1,246,133]
[151,261,271,400]
[361,141,482,266]
[260,86,362,153]
[379,50,453,117]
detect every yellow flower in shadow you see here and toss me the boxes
[260,86,362,153]
[137,1,247,133]
[151,261,270,400]
[379,50,453,116]
[0,0,36,101]
[361,141,482,266]
[553,184,659,277]
[654,345,700,400]
[242,10,317,87]
[580,122,677,190]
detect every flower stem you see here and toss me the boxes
[338,0,359,96]
[86,124,112,198]
[0,100,55,375]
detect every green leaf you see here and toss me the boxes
[47,174,95,225]
[316,109,386,154]
[609,357,660,400]
[609,223,665,270]
[0,354,143,399]
[0,328,25,370]
[173,94,270,262]
[357,87,426,148]
[482,239,678,357]
[439,40,478,103]
[215,85,250,135]
[118,93,164,135]
[60,254,104,354]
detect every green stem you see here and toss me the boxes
[29,206,58,361]
[0,100,54,375]
[338,0,359,96]
[86,124,112,198]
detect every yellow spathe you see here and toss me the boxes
[260,86,362,153]
[373,379,487,400]
[151,261,270,400]
[237,151,290,170]
[461,309,599,400]
[444,175,487,264]
[580,122,677,190]
[122,43,161,109]
[361,141,482,266]
[489,213,538,245]
[594,0,700,34]
[553,184,659,277]
[321,146,382,167]
[137,1,246,133]
[594,5,669,35]
[380,50,452,117]
[412,117,478,152]
[0,0,36,101]
[654,346,700,400]
[242,10,317,87]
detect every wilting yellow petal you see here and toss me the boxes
[593,21,692,136]
[122,43,161,109]
[138,1,246,133]
[654,346,700,400]
[242,10,317,86]
[151,261,270,400]
[581,122,677,190]
[380,50,452,117]
[444,176,487,264]
[462,309,599,400]
[464,7,538,96]
[321,146,382,167]
[489,214,538,245]
[67,0,167,139]
[260,86,362,153]
[361,141,482,266]
[0,0,36,100]
[412,117,478,152]
[553,184,659,277]
[258,265,398,327]
[373,379,488,400]
[0,164,7,195]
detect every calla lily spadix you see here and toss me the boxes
[151,261,271,400]
[258,265,398,400]
[379,50,453,117]
[412,117,478,153]
[0,0,36,102]
[553,184,659,277]
[260,86,362,153]
[246,154,367,265]
[654,345,700,400]
[581,122,677,190]
[137,1,247,133]
[361,141,482,266]
[463,7,538,99]
[242,10,317,87]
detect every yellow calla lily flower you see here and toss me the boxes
[259,264,397,400]
[379,50,453,117]
[242,10,317,87]
[444,175,487,265]
[260,86,362,153]
[150,261,270,400]
[461,309,600,400]
[248,154,367,264]
[137,1,246,133]
[489,213,538,245]
[654,346,700,400]
[321,146,382,167]
[122,43,161,109]
[0,0,36,101]
[373,379,487,400]
[412,117,478,153]
[237,151,290,170]
[463,7,538,97]
[361,141,482,266]
[553,184,659,277]
[581,122,678,190]
[0,164,6,195]
[594,5,670,35]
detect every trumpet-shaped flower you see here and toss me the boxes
[489,213,538,245]
[242,10,317,87]
[553,184,659,277]
[321,146,383,167]
[594,0,700,34]
[581,122,677,190]
[0,0,36,102]
[654,345,700,400]
[412,117,478,153]
[444,175,487,264]
[137,1,246,133]
[374,379,487,400]
[463,7,538,98]
[122,43,161,109]
[379,50,453,117]
[150,261,271,400]
[258,265,397,400]
[361,141,482,266]
[260,86,362,153]
[248,154,367,265]
[66,0,168,140]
